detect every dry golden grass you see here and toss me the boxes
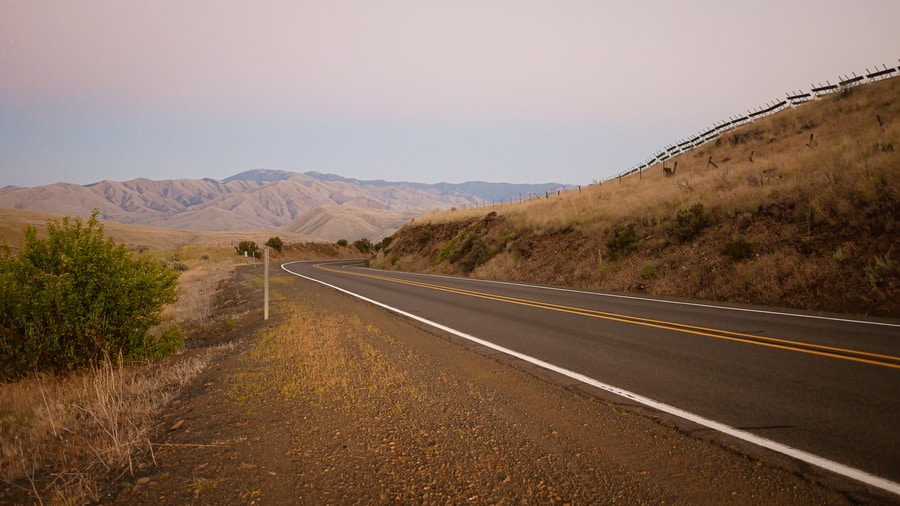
[420,78,899,234]
[0,348,230,504]
[232,303,419,410]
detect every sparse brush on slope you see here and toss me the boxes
[370,77,900,317]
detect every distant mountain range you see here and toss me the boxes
[0,170,568,241]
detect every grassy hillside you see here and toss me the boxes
[371,77,899,317]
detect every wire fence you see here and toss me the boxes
[604,59,899,182]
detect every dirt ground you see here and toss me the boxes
[105,264,891,505]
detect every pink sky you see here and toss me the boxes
[2,1,898,186]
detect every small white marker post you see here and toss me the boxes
[263,247,269,320]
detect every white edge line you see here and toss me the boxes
[281,261,900,497]
[351,264,900,329]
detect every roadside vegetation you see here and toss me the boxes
[0,211,181,380]
[0,214,240,503]
[371,77,899,316]
[0,215,362,503]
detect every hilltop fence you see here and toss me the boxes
[604,59,899,182]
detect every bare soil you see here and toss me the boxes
[105,264,890,505]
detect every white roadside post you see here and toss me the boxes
[264,247,269,320]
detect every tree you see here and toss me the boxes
[235,240,261,258]
[265,236,284,253]
[353,238,373,253]
[0,211,180,379]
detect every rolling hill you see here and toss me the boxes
[0,171,567,242]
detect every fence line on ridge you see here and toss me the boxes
[604,59,899,183]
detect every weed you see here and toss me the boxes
[605,222,641,260]
[673,204,713,242]
[640,263,657,281]
[498,230,516,252]
[865,253,896,288]
[832,246,847,264]
[721,236,756,261]
[872,141,894,153]
[416,230,432,247]
[596,251,607,275]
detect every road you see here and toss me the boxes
[281,259,900,496]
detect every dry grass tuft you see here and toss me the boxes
[0,349,224,503]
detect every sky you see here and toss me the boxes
[1,1,898,187]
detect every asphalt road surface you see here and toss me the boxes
[282,259,900,496]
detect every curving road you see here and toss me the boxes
[282,259,900,496]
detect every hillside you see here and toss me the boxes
[370,77,900,317]
[283,205,419,242]
[0,207,316,252]
[0,170,566,242]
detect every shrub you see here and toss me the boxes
[336,239,348,247]
[0,211,180,379]
[235,240,260,258]
[721,236,756,261]
[415,230,432,248]
[674,203,713,242]
[353,238,373,253]
[161,258,189,272]
[640,263,657,280]
[865,253,896,288]
[379,236,394,251]
[265,236,284,253]
[605,222,641,260]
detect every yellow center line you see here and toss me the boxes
[313,263,900,370]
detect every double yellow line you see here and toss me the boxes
[315,263,900,370]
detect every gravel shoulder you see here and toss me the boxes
[111,264,890,505]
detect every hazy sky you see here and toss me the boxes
[2,1,898,187]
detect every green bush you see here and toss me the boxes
[605,222,641,260]
[0,211,180,380]
[674,203,713,242]
[235,240,260,258]
[865,253,896,288]
[353,238,373,253]
[336,239,348,247]
[375,236,393,252]
[415,230,432,248]
[265,236,284,253]
[640,263,657,280]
